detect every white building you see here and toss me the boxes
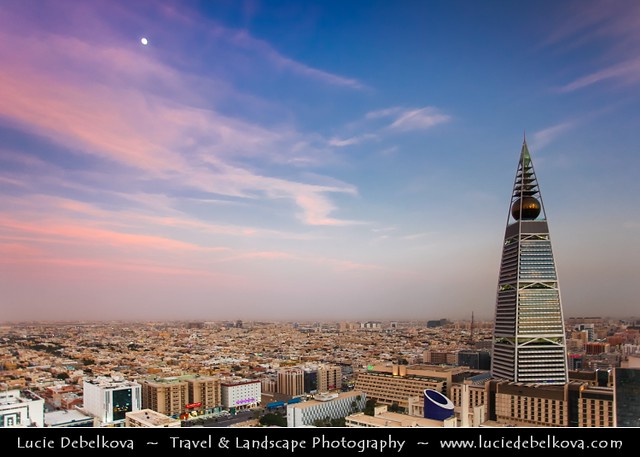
[221,380,261,410]
[287,391,366,427]
[0,389,45,427]
[83,376,142,426]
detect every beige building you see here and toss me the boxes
[187,376,221,410]
[140,374,220,416]
[277,368,304,397]
[451,383,487,409]
[451,381,488,426]
[354,365,446,410]
[487,380,614,427]
[423,351,457,365]
[125,409,181,427]
[140,378,188,416]
[579,386,614,427]
[317,365,342,392]
[261,378,277,394]
[355,364,477,411]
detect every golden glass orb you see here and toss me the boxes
[511,196,541,220]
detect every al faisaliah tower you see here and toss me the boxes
[491,138,568,384]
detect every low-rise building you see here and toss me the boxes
[286,391,365,427]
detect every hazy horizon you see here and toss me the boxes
[1,1,639,322]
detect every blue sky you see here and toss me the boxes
[0,0,638,322]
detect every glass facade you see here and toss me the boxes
[614,368,640,427]
[111,388,133,422]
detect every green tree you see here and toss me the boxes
[363,399,377,416]
[330,417,346,427]
[259,413,287,427]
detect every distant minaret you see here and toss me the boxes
[491,138,568,384]
[469,311,475,345]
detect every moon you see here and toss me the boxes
[140,37,148,45]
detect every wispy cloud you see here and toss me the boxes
[531,121,577,149]
[559,57,640,92]
[548,1,640,92]
[365,106,451,132]
[328,134,378,147]
[365,107,406,120]
[388,107,451,132]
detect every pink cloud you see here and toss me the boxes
[0,22,360,227]
[0,255,229,279]
[0,216,227,253]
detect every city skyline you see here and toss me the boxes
[1,1,639,322]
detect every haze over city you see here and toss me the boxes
[1,0,638,322]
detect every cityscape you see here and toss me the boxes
[1,0,639,434]
[2,143,639,429]
[1,315,639,428]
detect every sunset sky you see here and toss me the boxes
[1,0,638,322]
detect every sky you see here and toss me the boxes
[0,0,638,322]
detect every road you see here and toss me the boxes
[185,410,257,428]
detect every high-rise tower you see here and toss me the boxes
[491,139,568,384]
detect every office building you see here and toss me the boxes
[486,379,613,427]
[0,389,45,427]
[286,391,365,427]
[186,375,221,413]
[614,367,640,427]
[140,377,188,417]
[451,380,488,427]
[83,376,142,426]
[579,386,614,427]
[303,368,318,393]
[317,365,342,392]
[139,374,220,417]
[491,139,568,384]
[354,364,476,410]
[277,368,304,397]
[457,350,491,370]
[423,350,456,365]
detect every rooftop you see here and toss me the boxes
[346,411,446,427]
[44,409,93,426]
[288,391,363,410]
[126,409,180,427]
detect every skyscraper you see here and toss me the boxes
[491,139,568,384]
